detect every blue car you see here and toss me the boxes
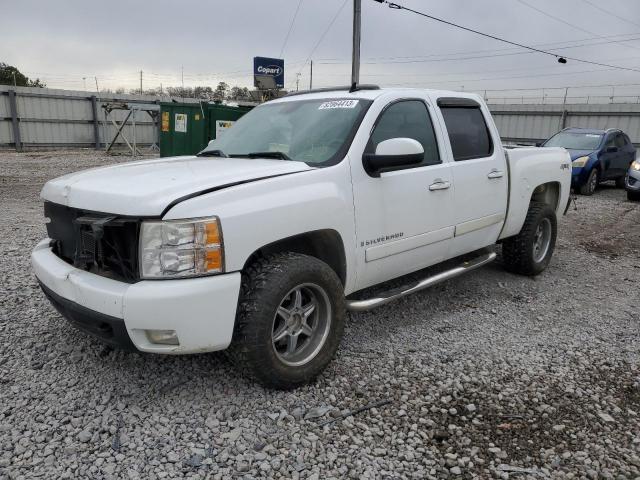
[542,127,636,195]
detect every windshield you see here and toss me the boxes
[199,98,371,165]
[543,132,603,150]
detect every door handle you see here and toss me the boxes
[487,169,504,179]
[429,180,451,191]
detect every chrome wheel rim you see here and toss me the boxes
[271,283,332,367]
[533,218,552,263]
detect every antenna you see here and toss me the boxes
[350,0,361,92]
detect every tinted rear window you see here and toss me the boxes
[440,107,493,161]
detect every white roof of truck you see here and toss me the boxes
[270,87,483,104]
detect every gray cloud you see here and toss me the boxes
[4,0,640,102]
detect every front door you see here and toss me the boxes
[349,97,456,290]
[434,97,508,258]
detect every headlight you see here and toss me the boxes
[631,160,640,171]
[139,216,224,279]
[572,156,589,167]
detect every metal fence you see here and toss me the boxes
[488,102,640,146]
[0,85,199,151]
[3,85,640,150]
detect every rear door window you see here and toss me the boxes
[439,104,493,161]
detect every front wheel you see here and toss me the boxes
[579,169,599,195]
[227,252,345,390]
[628,190,640,202]
[502,202,557,276]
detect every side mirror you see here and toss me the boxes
[606,146,617,153]
[535,142,543,147]
[363,138,424,177]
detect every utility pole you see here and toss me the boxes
[181,65,184,90]
[296,72,301,91]
[94,76,99,93]
[310,60,313,90]
[83,77,87,90]
[12,72,16,86]
[351,0,361,90]
[140,70,143,95]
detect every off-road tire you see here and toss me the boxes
[502,202,557,276]
[579,169,599,195]
[227,252,345,390]
[628,190,640,202]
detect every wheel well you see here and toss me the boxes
[242,230,347,286]
[530,181,560,210]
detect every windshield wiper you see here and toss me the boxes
[197,149,228,158]
[244,151,292,160]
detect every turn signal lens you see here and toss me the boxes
[205,249,223,271]
[205,222,221,244]
[139,216,224,279]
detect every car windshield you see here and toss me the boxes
[543,132,603,150]
[199,98,371,165]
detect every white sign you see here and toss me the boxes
[318,100,359,110]
[175,113,187,133]
[215,120,235,138]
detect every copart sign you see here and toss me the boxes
[253,56,285,89]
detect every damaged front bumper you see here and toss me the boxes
[31,239,241,354]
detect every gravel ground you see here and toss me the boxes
[1,150,639,480]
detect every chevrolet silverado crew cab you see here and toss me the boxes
[32,86,571,389]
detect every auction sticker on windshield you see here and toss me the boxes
[318,100,359,110]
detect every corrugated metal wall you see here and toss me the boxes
[0,85,199,150]
[488,103,640,145]
[3,85,640,149]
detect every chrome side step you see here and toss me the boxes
[346,252,497,312]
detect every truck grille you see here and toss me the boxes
[44,202,140,283]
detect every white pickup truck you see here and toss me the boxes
[32,86,571,389]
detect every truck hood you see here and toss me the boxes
[41,155,313,216]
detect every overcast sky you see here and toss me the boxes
[4,0,640,102]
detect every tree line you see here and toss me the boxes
[0,63,254,101]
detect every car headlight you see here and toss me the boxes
[572,156,590,167]
[631,160,640,171]
[139,216,224,279]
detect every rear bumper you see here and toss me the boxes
[32,239,241,354]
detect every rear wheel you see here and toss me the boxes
[579,169,599,195]
[227,252,345,390]
[502,202,557,276]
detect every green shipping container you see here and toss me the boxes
[159,102,252,157]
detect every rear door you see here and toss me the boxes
[614,133,635,174]
[349,96,456,290]
[433,97,508,258]
[600,133,618,179]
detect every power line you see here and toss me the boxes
[280,0,305,57]
[299,0,350,71]
[372,0,640,73]
[515,0,640,52]
[580,0,640,30]
[312,31,640,63]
